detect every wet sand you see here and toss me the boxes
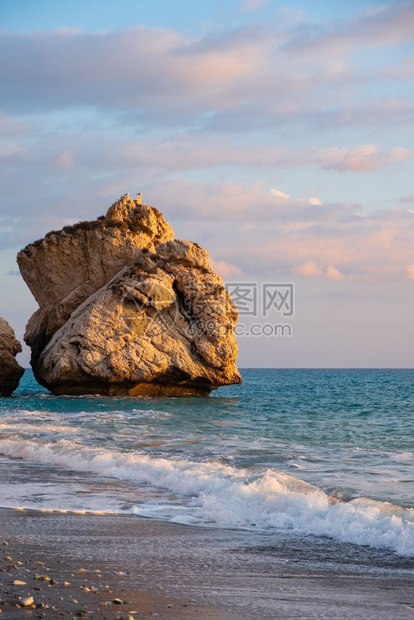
[0,508,413,619]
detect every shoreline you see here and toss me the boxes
[0,508,414,619]
[0,508,242,619]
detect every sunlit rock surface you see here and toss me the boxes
[0,318,24,396]
[18,196,241,396]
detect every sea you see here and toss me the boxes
[0,368,413,559]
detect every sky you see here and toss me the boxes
[0,0,414,368]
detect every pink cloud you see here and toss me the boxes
[293,261,324,278]
[141,180,414,283]
[211,260,242,277]
[54,149,74,169]
[315,145,413,172]
[293,262,344,281]
[406,265,414,280]
[326,265,343,281]
[0,12,411,135]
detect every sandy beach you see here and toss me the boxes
[0,508,413,619]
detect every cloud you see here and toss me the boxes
[315,145,413,172]
[270,188,291,200]
[141,180,414,282]
[292,262,343,281]
[8,126,406,177]
[399,193,414,204]
[407,265,414,280]
[240,0,270,11]
[211,259,242,277]
[0,112,29,138]
[293,261,324,278]
[51,148,75,169]
[0,9,412,134]
[326,265,343,281]
[1,174,413,284]
[284,1,414,57]
[0,4,413,286]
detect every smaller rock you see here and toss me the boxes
[0,318,24,396]
[4,556,12,562]
[12,580,26,585]
[113,598,123,604]
[21,596,34,607]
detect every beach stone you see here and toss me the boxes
[12,580,26,585]
[21,596,34,607]
[19,196,241,396]
[0,319,24,396]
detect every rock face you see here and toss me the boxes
[0,318,25,396]
[18,195,241,396]
[18,195,174,360]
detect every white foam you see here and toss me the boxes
[0,437,413,556]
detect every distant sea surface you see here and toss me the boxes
[0,369,413,558]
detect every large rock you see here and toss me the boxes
[18,196,241,396]
[0,318,25,396]
[17,194,174,358]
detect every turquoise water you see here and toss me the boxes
[0,369,413,556]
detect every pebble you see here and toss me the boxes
[4,556,12,562]
[21,596,34,607]
[63,581,70,587]
[113,598,123,604]
[13,580,26,585]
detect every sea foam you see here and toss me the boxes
[0,436,413,557]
